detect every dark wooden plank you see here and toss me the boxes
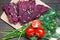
[56,4,60,12]
[47,3,57,8]
[42,0,60,4]
[0,0,11,4]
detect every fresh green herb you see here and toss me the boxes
[2,23,31,40]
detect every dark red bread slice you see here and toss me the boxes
[3,3,18,24]
[17,1,49,24]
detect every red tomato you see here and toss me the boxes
[32,20,42,28]
[25,26,35,37]
[34,28,45,38]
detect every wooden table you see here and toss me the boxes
[0,0,60,40]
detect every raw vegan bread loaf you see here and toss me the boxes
[3,3,18,24]
[17,1,49,24]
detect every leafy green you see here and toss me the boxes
[52,33,60,38]
[37,8,60,39]
[30,37,37,40]
[56,12,60,19]
[2,23,31,40]
[17,23,31,40]
[2,30,21,40]
[1,30,15,34]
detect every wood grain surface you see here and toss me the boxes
[0,0,60,40]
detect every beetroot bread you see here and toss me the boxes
[3,0,49,24]
[3,3,18,24]
[17,1,49,24]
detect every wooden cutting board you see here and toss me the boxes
[0,0,50,29]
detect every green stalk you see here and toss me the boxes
[30,37,37,40]
[2,30,21,40]
[2,23,31,40]
[18,22,31,40]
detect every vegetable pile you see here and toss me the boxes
[3,0,49,24]
[25,20,44,38]
[2,8,60,40]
